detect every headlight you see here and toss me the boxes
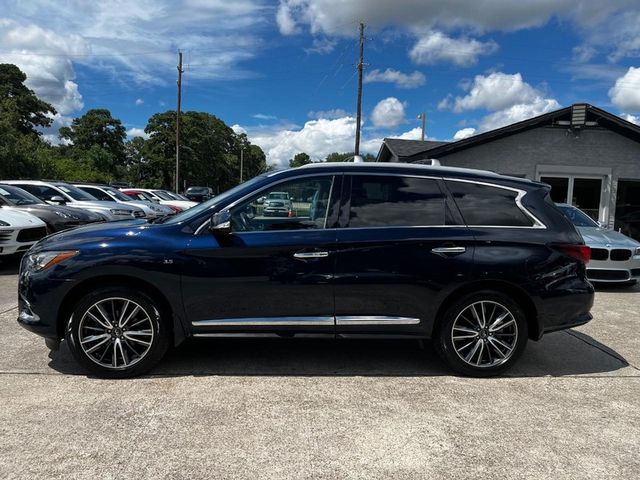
[54,211,71,219]
[26,251,78,272]
[635,247,640,256]
[110,209,132,216]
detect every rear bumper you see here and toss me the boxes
[543,311,593,334]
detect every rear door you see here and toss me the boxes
[333,173,475,337]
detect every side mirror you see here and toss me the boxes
[49,195,66,205]
[210,209,231,234]
[597,220,607,229]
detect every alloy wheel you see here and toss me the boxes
[451,300,518,368]
[78,297,155,370]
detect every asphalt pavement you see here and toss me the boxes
[0,255,638,479]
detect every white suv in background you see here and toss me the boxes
[3,181,145,221]
[0,208,47,256]
[74,184,174,219]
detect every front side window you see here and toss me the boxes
[446,181,534,227]
[231,176,334,232]
[80,187,111,201]
[17,184,65,202]
[348,175,445,227]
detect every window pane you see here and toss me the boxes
[231,176,334,232]
[447,181,534,227]
[349,176,445,227]
[540,177,568,203]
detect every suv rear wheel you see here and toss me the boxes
[65,287,170,378]
[435,291,528,377]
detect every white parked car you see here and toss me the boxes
[0,208,48,256]
[74,184,174,219]
[3,180,145,221]
[120,188,197,211]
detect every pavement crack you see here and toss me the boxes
[1,305,17,315]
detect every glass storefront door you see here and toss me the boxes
[540,175,603,221]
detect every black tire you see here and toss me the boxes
[435,290,528,377]
[65,287,170,378]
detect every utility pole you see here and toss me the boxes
[175,51,183,193]
[354,22,365,156]
[417,112,426,141]
[240,147,244,183]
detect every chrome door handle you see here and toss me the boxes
[431,246,466,254]
[293,251,330,259]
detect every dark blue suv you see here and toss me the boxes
[17,163,594,377]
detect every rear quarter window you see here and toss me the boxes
[446,180,534,227]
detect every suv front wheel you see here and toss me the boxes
[65,287,170,378]
[435,291,528,377]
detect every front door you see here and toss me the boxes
[182,174,341,335]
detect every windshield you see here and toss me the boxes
[164,174,268,225]
[151,190,174,200]
[55,184,98,201]
[103,186,133,202]
[0,185,42,206]
[557,205,599,227]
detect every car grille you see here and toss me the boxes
[610,249,632,261]
[0,229,14,244]
[587,269,630,281]
[16,227,47,243]
[133,211,145,218]
[590,248,608,261]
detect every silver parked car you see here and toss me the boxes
[557,204,640,284]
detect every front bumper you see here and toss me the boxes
[586,254,640,283]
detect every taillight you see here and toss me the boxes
[168,205,183,213]
[288,210,293,218]
[553,244,591,264]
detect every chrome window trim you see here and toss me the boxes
[443,177,547,229]
[195,170,546,233]
[192,316,335,327]
[336,316,420,325]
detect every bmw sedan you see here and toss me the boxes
[18,163,594,378]
[556,203,640,285]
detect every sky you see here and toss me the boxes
[2,0,640,168]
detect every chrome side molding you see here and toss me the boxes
[335,316,420,325]
[192,316,334,327]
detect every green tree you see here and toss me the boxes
[143,111,267,191]
[324,152,375,162]
[289,152,312,168]
[59,108,127,174]
[0,63,56,135]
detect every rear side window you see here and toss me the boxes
[349,175,445,227]
[446,181,534,227]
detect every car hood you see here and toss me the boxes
[10,204,102,222]
[67,200,140,212]
[0,207,47,228]
[160,200,197,209]
[577,226,640,248]
[31,219,152,252]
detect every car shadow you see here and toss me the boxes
[0,255,21,276]
[593,282,640,293]
[47,329,632,378]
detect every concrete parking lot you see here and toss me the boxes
[0,256,638,479]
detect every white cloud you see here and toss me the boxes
[609,67,640,112]
[276,0,301,35]
[478,97,561,131]
[252,113,277,120]
[274,1,628,36]
[452,72,539,112]
[572,45,596,63]
[247,117,358,167]
[305,37,337,54]
[135,98,144,106]
[410,31,498,67]
[620,113,639,125]
[371,97,406,128]
[231,124,247,135]
[0,19,87,115]
[364,68,426,89]
[453,127,476,140]
[126,127,150,140]
[308,109,350,119]
[2,1,266,89]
